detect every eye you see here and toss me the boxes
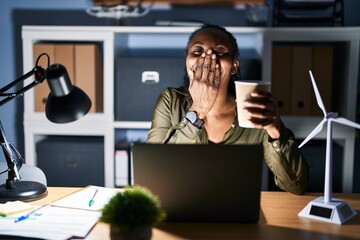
[213,49,228,57]
[189,46,204,56]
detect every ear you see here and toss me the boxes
[231,60,239,75]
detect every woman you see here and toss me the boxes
[147,24,309,195]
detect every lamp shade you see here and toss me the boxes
[45,64,92,123]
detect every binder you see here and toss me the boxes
[75,44,103,113]
[54,44,75,82]
[291,46,313,115]
[311,46,333,116]
[33,44,55,112]
[34,43,103,113]
[271,45,292,115]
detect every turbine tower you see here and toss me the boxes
[298,70,358,224]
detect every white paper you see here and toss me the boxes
[51,185,124,211]
[0,205,100,240]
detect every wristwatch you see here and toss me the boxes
[185,111,204,129]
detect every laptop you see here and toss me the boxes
[132,143,263,223]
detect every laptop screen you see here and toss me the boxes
[132,143,263,223]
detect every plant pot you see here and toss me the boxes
[110,225,152,240]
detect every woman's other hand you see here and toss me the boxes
[243,90,281,139]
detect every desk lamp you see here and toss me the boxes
[0,53,91,202]
[298,70,358,224]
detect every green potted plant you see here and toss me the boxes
[100,185,166,240]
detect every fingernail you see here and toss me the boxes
[201,53,205,57]
[212,54,216,59]
[207,49,212,54]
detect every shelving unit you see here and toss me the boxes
[22,26,360,191]
[263,27,360,192]
[273,0,344,26]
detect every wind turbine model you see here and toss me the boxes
[298,70,359,224]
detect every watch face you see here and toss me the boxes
[186,111,204,129]
[186,111,197,123]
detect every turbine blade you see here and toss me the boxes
[333,117,360,129]
[309,70,327,116]
[298,118,327,148]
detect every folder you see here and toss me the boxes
[311,46,333,116]
[271,45,292,115]
[291,46,313,115]
[75,44,103,113]
[33,44,55,112]
[34,43,103,113]
[33,44,76,112]
[54,44,75,82]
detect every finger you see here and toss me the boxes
[213,64,220,88]
[245,92,276,110]
[242,108,270,129]
[208,53,217,85]
[208,53,217,86]
[250,118,269,128]
[245,107,273,120]
[201,49,213,82]
[193,53,206,81]
[251,90,272,98]
[244,106,278,130]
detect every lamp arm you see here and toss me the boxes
[0,53,48,190]
[0,121,23,187]
[0,66,46,107]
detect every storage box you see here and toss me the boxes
[115,57,185,121]
[36,136,104,187]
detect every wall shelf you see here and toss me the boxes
[22,26,359,192]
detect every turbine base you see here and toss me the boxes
[298,196,357,224]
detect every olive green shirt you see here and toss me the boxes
[147,87,309,195]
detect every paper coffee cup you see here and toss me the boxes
[235,81,271,128]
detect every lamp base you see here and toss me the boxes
[0,181,47,203]
[298,196,357,224]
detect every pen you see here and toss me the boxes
[89,188,99,207]
[14,205,47,223]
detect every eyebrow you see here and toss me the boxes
[189,42,229,50]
